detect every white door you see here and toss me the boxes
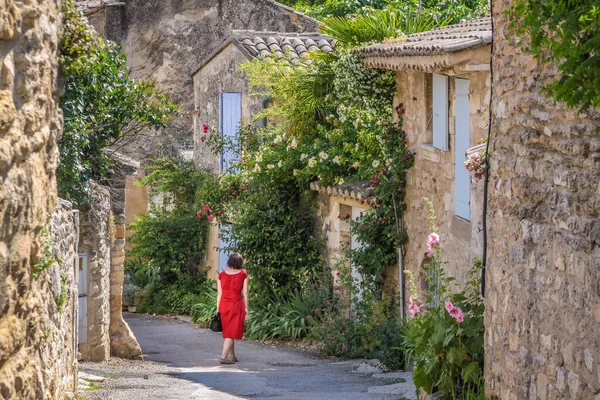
[220,93,242,173]
[78,254,88,344]
[454,79,471,221]
[351,207,367,303]
[218,223,232,273]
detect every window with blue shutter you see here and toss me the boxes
[220,93,242,172]
[432,74,449,151]
[454,79,471,221]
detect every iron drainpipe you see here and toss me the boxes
[481,0,495,298]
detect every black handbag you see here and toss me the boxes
[210,312,222,332]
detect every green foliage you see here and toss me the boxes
[137,277,211,315]
[510,0,600,113]
[226,179,325,301]
[33,227,55,280]
[56,273,69,313]
[244,282,334,341]
[308,296,405,371]
[58,0,177,205]
[287,0,488,21]
[401,201,484,399]
[128,209,209,285]
[321,8,448,47]
[190,285,218,327]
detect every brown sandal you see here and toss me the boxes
[220,358,235,364]
[232,356,238,362]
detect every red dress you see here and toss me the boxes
[218,269,247,339]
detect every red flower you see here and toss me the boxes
[207,215,214,222]
[196,211,203,218]
[202,205,210,212]
[202,123,209,134]
[201,138,205,143]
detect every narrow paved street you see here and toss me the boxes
[81,313,416,400]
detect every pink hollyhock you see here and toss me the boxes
[426,232,440,253]
[207,215,214,222]
[202,123,209,134]
[408,297,423,318]
[445,301,464,323]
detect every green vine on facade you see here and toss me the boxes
[32,227,54,280]
[511,0,600,112]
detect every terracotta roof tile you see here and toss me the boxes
[354,18,491,58]
[232,31,335,61]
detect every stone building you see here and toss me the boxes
[484,2,600,399]
[192,31,333,279]
[79,0,319,163]
[356,19,492,303]
[0,1,79,398]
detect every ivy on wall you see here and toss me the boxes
[511,0,600,112]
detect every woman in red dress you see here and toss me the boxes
[217,253,248,364]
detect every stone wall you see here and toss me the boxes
[81,0,318,164]
[0,0,74,398]
[193,42,264,172]
[393,65,490,299]
[485,1,600,398]
[78,182,111,362]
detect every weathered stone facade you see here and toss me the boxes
[80,0,318,163]
[0,1,77,398]
[78,182,111,362]
[485,2,600,399]
[395,66,490,294]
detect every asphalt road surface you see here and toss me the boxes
[80,313,416,400]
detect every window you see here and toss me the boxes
[220,93,242,172]
[432,74,449,151]
[454,79,471,221]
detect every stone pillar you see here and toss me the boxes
[0,0,73,398]
[78,182,111,362]
[107,153,142,358]
[485,1,600,398]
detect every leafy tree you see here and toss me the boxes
[58,0,177,204]
[511,0,600,113]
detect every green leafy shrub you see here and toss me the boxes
[128,210,209,285]
[401,199,484,399]
[244,282,334,341]
[138,277,211,315]
[190,285,218,328]
[58,0,177,205]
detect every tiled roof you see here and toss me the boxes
[309,180,372,201]
[355,18,491,58]
[192,31,334,75]
[233,31,334,60]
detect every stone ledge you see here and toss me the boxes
[417,143,441,162]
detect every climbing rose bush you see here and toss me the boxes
[401,198,485,399]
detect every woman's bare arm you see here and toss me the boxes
[216,278,222,313]
[242,276,249,318]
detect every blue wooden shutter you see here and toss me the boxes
[220,93,242,172]
[218,223,232,273]
[454,79,471,220]
[432,74,449,151]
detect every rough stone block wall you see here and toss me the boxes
[78,182,111,362]
[0,1,75,398]
[485,2,600,399]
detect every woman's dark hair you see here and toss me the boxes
[227,253,244,269]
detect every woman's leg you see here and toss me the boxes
[229,340,236,360]
[220,338,233,360]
